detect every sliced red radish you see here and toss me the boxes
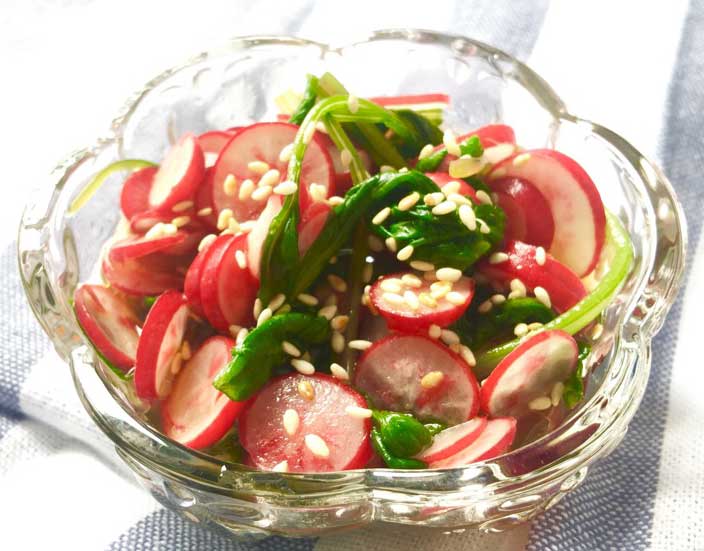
[239,373,372,472]
[428,417,517,468]
[200,234,257,331]
[162,336,244,449]
[108,233,187,261]
[135,290,190,400]
[148,133,205,212]
[120,166,157,219]
[488,150,605,276]
[478,240,587,313]
[74,284,140,371]
[211,122,334,222]
[318,134,373,195]
[298,201,331,256]
[490,177,554,249]
[353,334,480,425]
[102,254,184,296]
[370,93,450,109]
[480,330,578,419]
[246,195,283,279]
[193,168,218,230]
[197,130,236,167]
[184,247,208,318]
[415,417,487,464]
[434,124,517,172]
[424,172,478,203]
[369,272,474,332]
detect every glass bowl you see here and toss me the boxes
[18,30,686,538]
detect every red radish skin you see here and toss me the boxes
[480,330,578,418]
[478,240,587,313]
[488,150,606,276]
[247,195,283,279]
[211,123,334,222]
[197,131,236,167]
[184,247,208,318]
[416,417,487,464]
[370,272,474,332]
[425,172,478,203]
[162,336,245,449]
[101,255,184,296]
[135,291,190,400]
[74,284,140,370]
[194,168,218,230]
[490,177,555,249]
[239,373,372,472]
[298,201,331,256]
[199,234,257,331]
[434,124,517,172]
[108,233,188,261]
[429,417,517,468]
[353,334,480,425]
[148,133,205,211]
[120,167,157,219]
[370,93,450,108]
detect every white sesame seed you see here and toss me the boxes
[330,362,348,380]
[272,460,289,472]
[436,267,462,282]
[430,280,452,300]
[382,292,405,307]
[331,331,345,353]
[282,340,301,357]
[297,293,319,306]
[258,169,281,189]
[384,237,398,252]
[330,315,349,332]
[398,191,420,211]
[257,307,273,326]
[347,94,359,114]
[171,215,190,228]
[418,143,435,159]
[273,180,298,196]
[180,341,192,361]
[477,219,491,234]
[327,274,347,293]
[228,325,242,339]
[445,291,466,306]
[432,200,457,216]
[533,286,552,308]
[478,300,493,313]
[514,323,529,337]
[170,352,183,375]
[238,179,255,201]
[380,278,403,293]
[304,434,330,458]
[291,358,315,375]
[459,204,477,231]
[223,174,237,197]
[324,293,338,306]
[251,185,272,202]
[440,329,460,346]
[197,233,217,252]
[247,160,270,175]
[482,143,515,165]
[318,304,337,320]
[236,327,249,345]
[476,190,493,205]
[197,207,213,217]
[449,157,483,179]
[309,183,327,203]
[428,324,442,339]
[591,323,604,340]
[512,152,532,167]
[163,223,178,236]
[235,249,247,270]
[443,129,461,156]
[420,371,444,389]
[401,274,422,288]
[372,207,391,225]
[441,181,461,196]
[239,220,256,233]
[283,409,300,436]
[423,192,445,206]
[491,294,506,305]
[379,165,395,173]
[145,222,166,240]
[345,405,372,419]
[489,167,507,180]
[362,263,373,283]
[268,293,286,312]
[340,149,353,169]
[510,278,527,295]
[253,298,263,319]
[172,200,194,213]
[536,246,547,266]
[279,143,295,163]
[410,260,435,272]
[418,292,437,308]
[551,382,564,407]
[216,208,234,231]
[527,322,544,331]
[459,344,476,367]
[447,193,472,206]
[349,339,373,351]
[528,396,552,411]
[396,245,414,261]
[297,379,315,401]
[404,290,420,310]
[302,124,316,144]
[489,252,509,264]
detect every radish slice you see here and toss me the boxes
[148,133,205,211]
[353,334,480,425]
[162,336,244,449]
[298,201,331,256]
[200,234,257,331]
[480,330,578,418]
[184,247,208,318]
[101,254,184,296]
[434,124,516,172]
[135,290,190,400]
[246,195,283,279]
[488,150,605,276]
[415,417,487,464]
[490,177,554,249]
[370,272,474,332]
[74,284,140,370]
[370,93,450,109]
[211,122,334,222]
[429,417,517,468]
[108,233,188,261]
[194,168,218,230]
[120,166,157,219]
[478,240,587,313]
[239,373,372,472]
[197,131,236,167]
[425,172,478,203]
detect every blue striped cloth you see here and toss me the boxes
[2,1,701,549]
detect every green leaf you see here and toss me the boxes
[563,342,591,409]
[372,410,432,457]
[460,135,484,158]
[370,427,427,469]
[391,109,444,158]
[289,74,319,125]
[213,313,331,401]
[415,149,447,172]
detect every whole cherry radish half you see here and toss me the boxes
[74,284,140,371]
[353,334,480,425]
[101,254,184,296]
[490,177,555,249]
[199,234,257,331]
[298,201,331,256]
[211,122,334,222]
[478,240,587,313]
[370,272,474,332]
[424,172,478,203]
[428,417,517,468]
[120,166,158,219]
[480,330,578,419]
[148,133,205,212]
[135,290,191,400]
[247,195,283,280]
[415,417,487,464]
[488,150,606,277]
[239,373,372,472]
[162,336,245,449]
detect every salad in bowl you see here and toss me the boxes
[71,72,633,473]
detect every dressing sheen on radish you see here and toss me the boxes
[162,336,244,449]
[353,334,480,425]
[428,417,517,468]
